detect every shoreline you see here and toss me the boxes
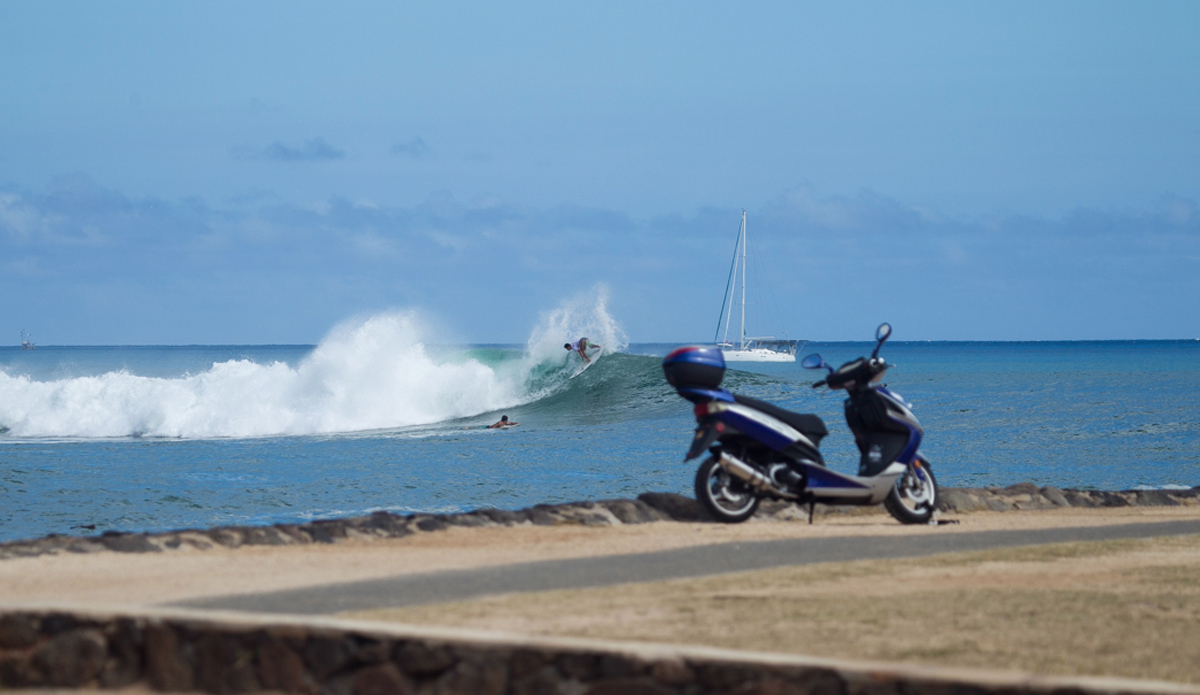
[2,491,1200,609]
[3,482,1198,562]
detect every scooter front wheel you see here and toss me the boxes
[884,456,938,524]
[695,455,760,523]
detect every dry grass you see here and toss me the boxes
[344,534,1200,683]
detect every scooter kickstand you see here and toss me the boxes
[808,501,815,525]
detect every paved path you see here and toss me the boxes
[174,519,1200,615]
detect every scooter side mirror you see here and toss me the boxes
[801,353,834,373]
[871,322,892,359]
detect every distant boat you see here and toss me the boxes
[20,330,36,350]
[714,211,802,362]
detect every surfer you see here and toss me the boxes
[564,337,600,364]
[487,415,519,429]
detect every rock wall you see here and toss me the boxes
[3,485,1198,562]
[1,607,1196,695]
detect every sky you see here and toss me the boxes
[2,1,1198,344]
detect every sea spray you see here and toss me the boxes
[0,313,525,438]
[525,284,629,364]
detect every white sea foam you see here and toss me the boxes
[526,284,628,364]
[0,288,627,439]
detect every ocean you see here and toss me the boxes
[1,310,1198,545]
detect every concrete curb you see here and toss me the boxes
[2,604,1198,695]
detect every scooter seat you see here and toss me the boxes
[733,394,828,443]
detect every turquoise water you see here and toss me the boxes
[1,335,1198,543]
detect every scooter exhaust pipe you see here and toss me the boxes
[717,452,797,499]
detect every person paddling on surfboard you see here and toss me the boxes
[487,415,519,429]
[564,337,600,364]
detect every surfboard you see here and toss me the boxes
[569,346,602,379]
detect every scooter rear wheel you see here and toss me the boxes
[884,456,938,524]
[695,455,760,523]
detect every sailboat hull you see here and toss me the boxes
[721,348,795,363]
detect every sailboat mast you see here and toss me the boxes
[739,210,747,350]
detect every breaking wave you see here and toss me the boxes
[0,288,629,439]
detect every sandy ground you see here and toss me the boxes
[342,531,1200,683]
[6,506,1200,683]
[2,506,1200,607]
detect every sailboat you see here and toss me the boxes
[714,211,801,362]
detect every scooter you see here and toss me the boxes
[662,323,938,524]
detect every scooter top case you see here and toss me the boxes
[662,345,726,395]
[663,345,828,461]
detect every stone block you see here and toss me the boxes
[1064,491,1097,507]
[650,657,694,685]
[40,613,80,636]
[258,636,316,694]
[791,668,846,695]
[0,614,39,649]
[99,618,143,688]
[195,631,260,694]
[510,649,554,681]
[99,531,162,553]
[1095,492,1131,508]
[32,628,107,687]
[208,528,246,548]
[307,521,349,544]
[599,653,647,679]
[304,635,359,680]
[0,651,40,688]
[394,641,455,677]
[584,677,678,695]
[527,507,563,526]
[573,513,613,527]
[475,508,530,525]
[637,492,711,522]
[984,497,1013,512]
[273,525,313,544]
[556,653,600,681]
[597,499,668,524]
[242,526,290,545]
[444,513,493,528]
[938,490,983,513]
[145,624,194,692]
[430,656,508,695]
[1000,482,1040,496]
[353,663,415,695]
[1014,497,1056,511]
[1135,489,1180,506]
[511,665,567,695]
[1039,486,1070,507]
[415,517,450,532]
[355,638,392,665]
[696,663,763,690]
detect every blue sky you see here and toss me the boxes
[2,1,1198,344]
